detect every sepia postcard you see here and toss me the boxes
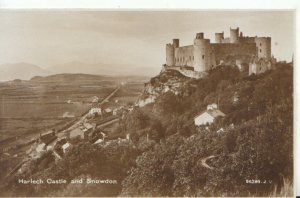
[0,8,296,197]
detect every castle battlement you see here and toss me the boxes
[165,27,272,77]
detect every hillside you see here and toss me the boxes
[1,63,293,197]
[119,63,293,196]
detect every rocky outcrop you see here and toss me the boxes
[136,69,189,107]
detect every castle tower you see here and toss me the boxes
[193,33,212,72]
[230,27,239,43]
[196,32,204,39]
[172,39,179,48]
[166,39,179,66]
[215,32,224,43]
[254,37,271,59]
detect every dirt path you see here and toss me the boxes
[200,155,217,170]
[200,153,235,170]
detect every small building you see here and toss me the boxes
[104,108,113,115]
[62,142,72,153]
[89,107,102,116]
[194,104,225,126]
[112,108,118,115]
[36,143,46,153]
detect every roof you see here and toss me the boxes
[94,139,104,144]
[195,109,225,119]
[105,108,112,112]
[83,122,94,130]
[206,109,225,118]
[40,132,57,145]
[62,142,71,150]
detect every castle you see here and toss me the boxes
[164,27,274,77]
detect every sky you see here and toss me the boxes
[0,10,295,75]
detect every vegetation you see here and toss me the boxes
[119,64,293,196]
[0,64,293,196]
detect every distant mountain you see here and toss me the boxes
[47,61,158,76]
[30,73,150,83]
[0,62,51,81]
[30,73,106,82]
[0,61,156,82]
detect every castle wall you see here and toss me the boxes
[165,27,272,75]
[239,36,255,43]
[221,37,230,43]
[249,59,272,75]
[211,43,257,65]
[174,45,194,67]
[254,37,271,59]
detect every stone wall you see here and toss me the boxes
[174,45,194,67]
[211,43,256,64]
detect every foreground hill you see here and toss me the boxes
[120,63,293,196]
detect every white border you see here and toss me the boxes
[0,0,299,196]
[0,0,298,9]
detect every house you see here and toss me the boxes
[36,143,46,153]
[89,107,102,116]
[113,108,118,116]
[62,142,72,153]
[104,108,112,114]
[194,104,225,126]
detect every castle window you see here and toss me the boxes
[260,49,262,53]
[260,43,262,46]
[193,56,194,61]
[202,55,205,60]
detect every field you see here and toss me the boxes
[0,74,147,151]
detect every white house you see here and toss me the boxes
[194,104,225,126]
[104,108,112,113]
[62,142,72,153]
[89,107,102,115]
